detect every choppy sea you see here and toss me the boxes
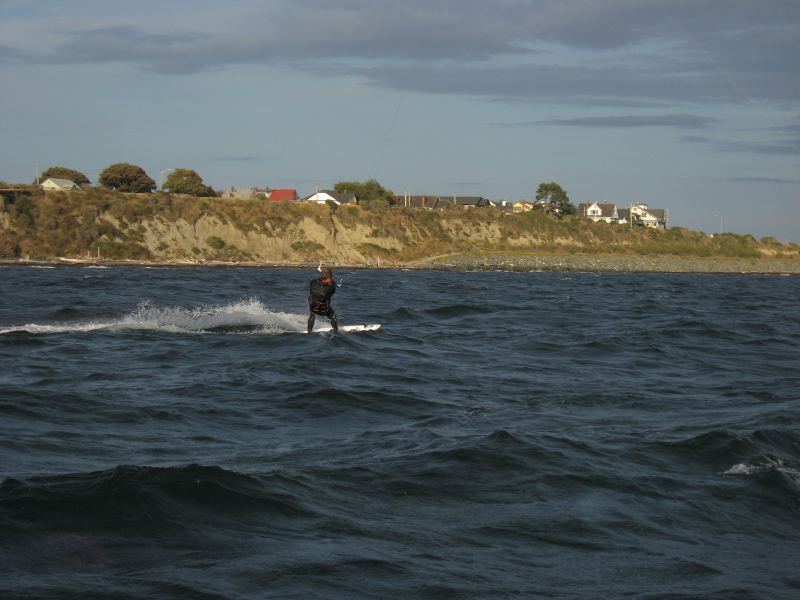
[0,265,798,599]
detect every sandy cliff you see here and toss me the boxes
[1,190,798,272]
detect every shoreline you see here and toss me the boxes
[2,254,799,274]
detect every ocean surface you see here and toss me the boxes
[1,265,799,600]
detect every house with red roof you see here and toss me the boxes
[267,189,297,201]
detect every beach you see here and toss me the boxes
[408,253,800,273]
[2,253,799,274]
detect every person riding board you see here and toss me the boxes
[307,263,339,333]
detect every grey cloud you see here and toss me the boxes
[351,61,791,106]
[0,44,27,62]
[729,177,800,184]
[682,135,714,143]
[45,25,222,74]
[17,0,800,104]
[211,156,262,162]
[536,115,715,128]
[683,135,800,155]
[717,140,800,155]
[453,180,488,187]
[772,123,800,132]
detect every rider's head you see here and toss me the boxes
[322,267,333,279]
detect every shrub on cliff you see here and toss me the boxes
[99,163,156,193]
[206,236,226,250]
[536,182,576,216]
[162,168,216,197]
[334,179,394,207]
[39,166,90,185]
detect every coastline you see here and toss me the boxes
[2,253,799,274]
[406,253,800,274]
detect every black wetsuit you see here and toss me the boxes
[307,276,338,332]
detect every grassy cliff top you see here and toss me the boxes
[1,188,798,268]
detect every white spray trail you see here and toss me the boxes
[0,298,307,335]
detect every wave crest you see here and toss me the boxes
[0,464,314,535]
[0,298,306,335]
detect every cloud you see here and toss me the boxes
[453,180,488,187]
[44,25,223,74]
[729,177,800,184]
[211,156,262,162]
[683,135,800,155]
[535,114,715,128]
[6,0,800,105]
[0,44,27,62]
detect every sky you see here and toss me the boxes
[1,0,798,241]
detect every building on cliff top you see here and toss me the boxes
[393,194,491,209]
[40,178,82,192]
[578,202,619,223]
[303,190,357,204]
[617,203,668,229]
[267,189,298,201]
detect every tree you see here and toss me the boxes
[334,178,394,208]
[39,166,90,185]
[99,163,156,193]
[162,168,216,197]
[535,182,576,216]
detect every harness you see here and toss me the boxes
[309,277,335,315]
[308,297,331,315]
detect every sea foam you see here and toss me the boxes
[0,298,306,335]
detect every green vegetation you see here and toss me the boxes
[163,168,216,197]
[0,186,797,265]
[39,166,90,185]
[291,241,325,254]
[536,182,576,216]
[206,236,226,250]
[334,179,394,208]
[99,163,156,193]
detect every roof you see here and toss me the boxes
[221,187,257,199]
[304,190,357,204]
[41,177,81,190]
[268,189,297,201]
[453,196,490,206]
[618,207,667,224]
[578,202,617,218]
[395,195,490,208]
[394,195,438,207]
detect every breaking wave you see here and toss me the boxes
[0,299,306,335]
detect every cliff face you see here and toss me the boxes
[135,214,519,265]
[1,189,798,266]
[137,214,403,264]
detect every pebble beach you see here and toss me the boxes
[2,253,799,274]
[409,253,800,274]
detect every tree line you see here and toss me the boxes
[38,164,216,196]
[34,165,577,213]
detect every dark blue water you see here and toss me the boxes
[1,265,799,599]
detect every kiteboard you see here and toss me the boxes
[305,323,381,334]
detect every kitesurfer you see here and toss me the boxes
[307,264,339,333]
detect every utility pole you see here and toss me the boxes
[159,168,174,190]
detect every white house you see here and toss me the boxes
[220,186,259,200]
[40,178,82,192]
[630,203,667,228]
[618,203,668,229]
[512,200,535,213]
[578,202,618,223]
[303,190,357,205]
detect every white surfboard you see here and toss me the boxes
[305,323,381,334]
